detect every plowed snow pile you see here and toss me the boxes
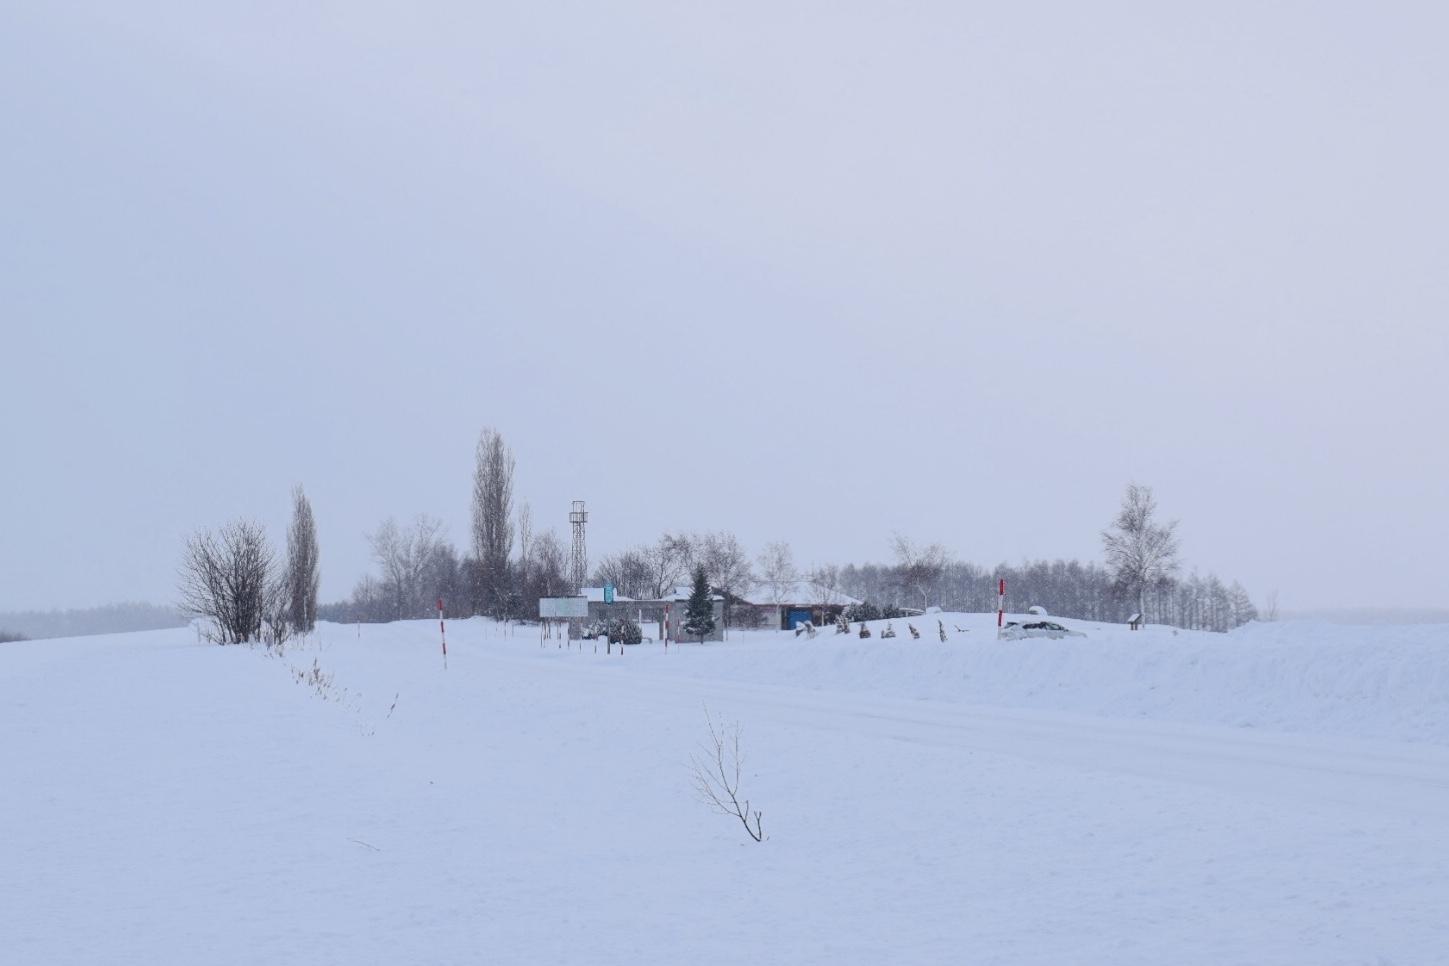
[4,616,1448,964]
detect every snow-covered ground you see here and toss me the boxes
[5,614,1449,964]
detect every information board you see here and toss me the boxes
[538,597,589,619]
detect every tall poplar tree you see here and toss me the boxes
[471,427,515,616]
[285,485,320,634]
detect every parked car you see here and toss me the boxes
[999,620,1086,641]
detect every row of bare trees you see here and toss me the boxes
[826,485,1258,631]
[275,452,1258,635]
[592,532,753,602]
[833,556,1256,630]
[592,532,793,633]
[323,427,576,624]
[332,510,574,623]
[177,486,320,644]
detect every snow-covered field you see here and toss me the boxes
[5,614,1449,964]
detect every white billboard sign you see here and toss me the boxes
[539,597,589,619]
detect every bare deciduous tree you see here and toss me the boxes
[808,563,847,616]
[285,484,320,634]
[757,541,798,619]
[178,519,276,644]
[368,514,448,619]
[347,574,390,623]
[699,531,754,637]
[1228,580,1259,627]
[530,528,570,599]
[689,704,764,842]
[1101,483,1182,621]
[593,548,653,600]
[642,532,693,599]
[890,535,951,610]
[517,498,533,583]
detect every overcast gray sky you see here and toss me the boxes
[3,2,1446,614]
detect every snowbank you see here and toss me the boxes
[605,614,1449,746]
[7,616,1449,964]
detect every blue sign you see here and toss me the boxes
[604,582,615,604]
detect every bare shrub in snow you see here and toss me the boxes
[728,601,765,629]
[291,658,335,699]
[260,572,293,649]
[178,519,276,645]
[603,615,643,646]
[689,705,764,842]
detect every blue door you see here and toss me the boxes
[787,608,812,630]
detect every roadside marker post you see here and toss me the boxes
[997,580,1006,638]
[438,599,448,670]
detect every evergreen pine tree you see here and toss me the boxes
[683,564,716,644]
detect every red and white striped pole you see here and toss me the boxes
[997,579,1006,635]
[438,599,448,670]
[664,603,671,650]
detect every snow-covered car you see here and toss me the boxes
[999,620,1086,641]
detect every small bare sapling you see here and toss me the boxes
[689,705,764,842]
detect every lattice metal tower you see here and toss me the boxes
[569,500,588,593]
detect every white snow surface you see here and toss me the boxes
[5,614,1449,964]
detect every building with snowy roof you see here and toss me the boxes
[736,581,862,631]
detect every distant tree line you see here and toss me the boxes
[832,557,1256,631]
[830,485,1257,632]
[311,443,1257,635]
[0,602,187,641]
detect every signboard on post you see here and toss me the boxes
[603,582,615,604]
[539,597,589,619]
